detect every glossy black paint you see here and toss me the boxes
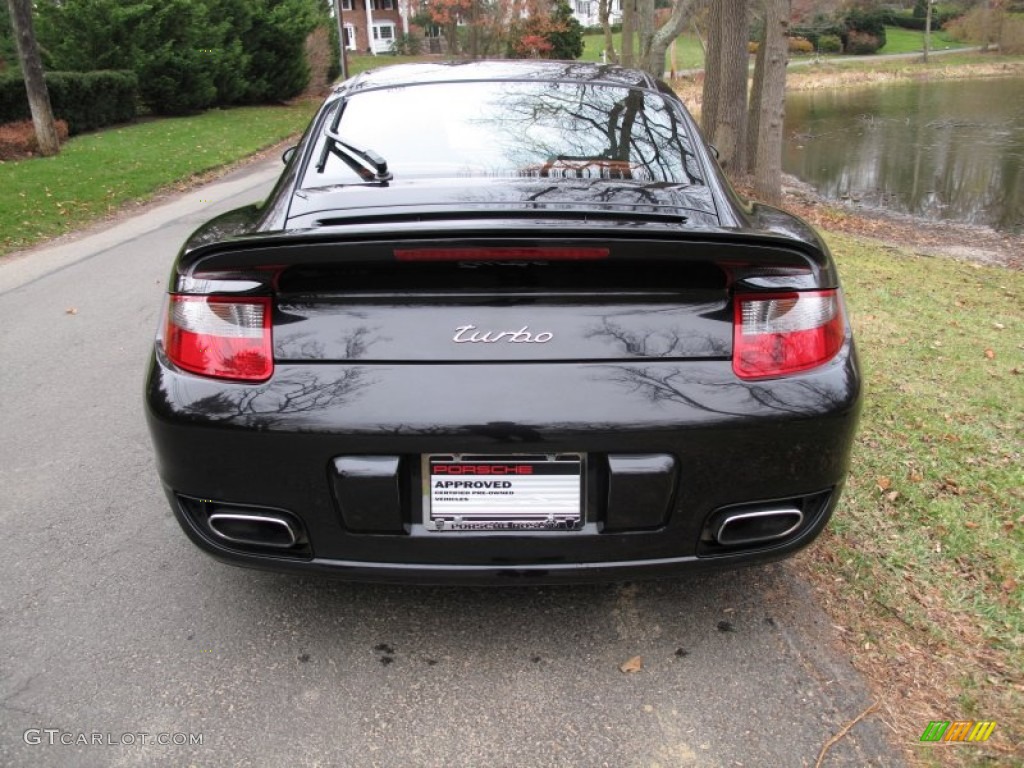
[145,61,862,583]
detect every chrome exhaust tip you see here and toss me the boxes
[714,507,804,547]
[207,512,298,549]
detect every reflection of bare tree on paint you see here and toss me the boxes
[177,368,368,429]
[598,361,855,419]
[585,319,729,359]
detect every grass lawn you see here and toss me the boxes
[806,233,1023,759]
[0,102,318,256]
[345,52,440,76]
[879,24,968,54]
[580,31,705,71]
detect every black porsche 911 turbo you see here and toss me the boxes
[145,60,861,584]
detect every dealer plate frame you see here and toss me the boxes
[422,453,586,532]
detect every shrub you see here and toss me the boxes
[845,29,885,55]
[34,0,322,113]
[391,33,423,56]
[791,19,845,49]
[0,119,70,159]
[547,0,585,60]
[508,0,583,60]
[817,34,842,53]
[239,0,318,104]
[885,9,961,31]
[0,70,137,134]
[842,9,887,53]
[788,36,814,54]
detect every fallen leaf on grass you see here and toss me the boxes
[619,655,643,674]
[984,349,996,360]
[876,476,892,492]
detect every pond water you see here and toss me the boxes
[783,77,1024,233]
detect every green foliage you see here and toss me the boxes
[391,33,423,56]
[547,0,585,60]
[883,7,962,31]
[790,18,846,49]
[0,8,16,74]
[817,34,843,53]
[843,9,887,38]
[241,0,319,104]
[844,30,885,55]
[0,70,137,133]
[327,21,342,82]
[841,9,888,54]
[34,0,324,115]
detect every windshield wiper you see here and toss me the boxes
[315,99,392,183]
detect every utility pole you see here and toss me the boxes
[333,0,349,80]
[6,0,59,156]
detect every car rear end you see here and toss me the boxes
[145,223,861,583]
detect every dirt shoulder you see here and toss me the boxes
[781,176,1023,271]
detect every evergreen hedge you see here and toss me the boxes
[0,70,137,134]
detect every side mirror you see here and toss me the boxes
[282,146,297,165]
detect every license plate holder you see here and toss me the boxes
[423,454,585,532]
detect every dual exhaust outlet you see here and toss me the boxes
[712,506,804,548]
[207,511,299,549]
[204,502,804,551]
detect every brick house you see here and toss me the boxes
[339,0,407,54]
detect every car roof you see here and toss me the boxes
[337,60,662,97]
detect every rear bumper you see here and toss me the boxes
[145,346,861,584]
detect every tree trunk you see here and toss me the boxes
[700,0,723,138]
[599,0,616,62]
[746,4,766,174]
[750,0,788,203]
[468,0,479,58]
[701,0,748,172]
[636,0,655,71]
[621,0,635,67]
[640,0,699,79]
[6,0,60,156]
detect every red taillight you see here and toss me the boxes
[394,247,609,262]
[164,295,272,382]
[733,290,845,380]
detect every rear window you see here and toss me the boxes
[301,81,705,188]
